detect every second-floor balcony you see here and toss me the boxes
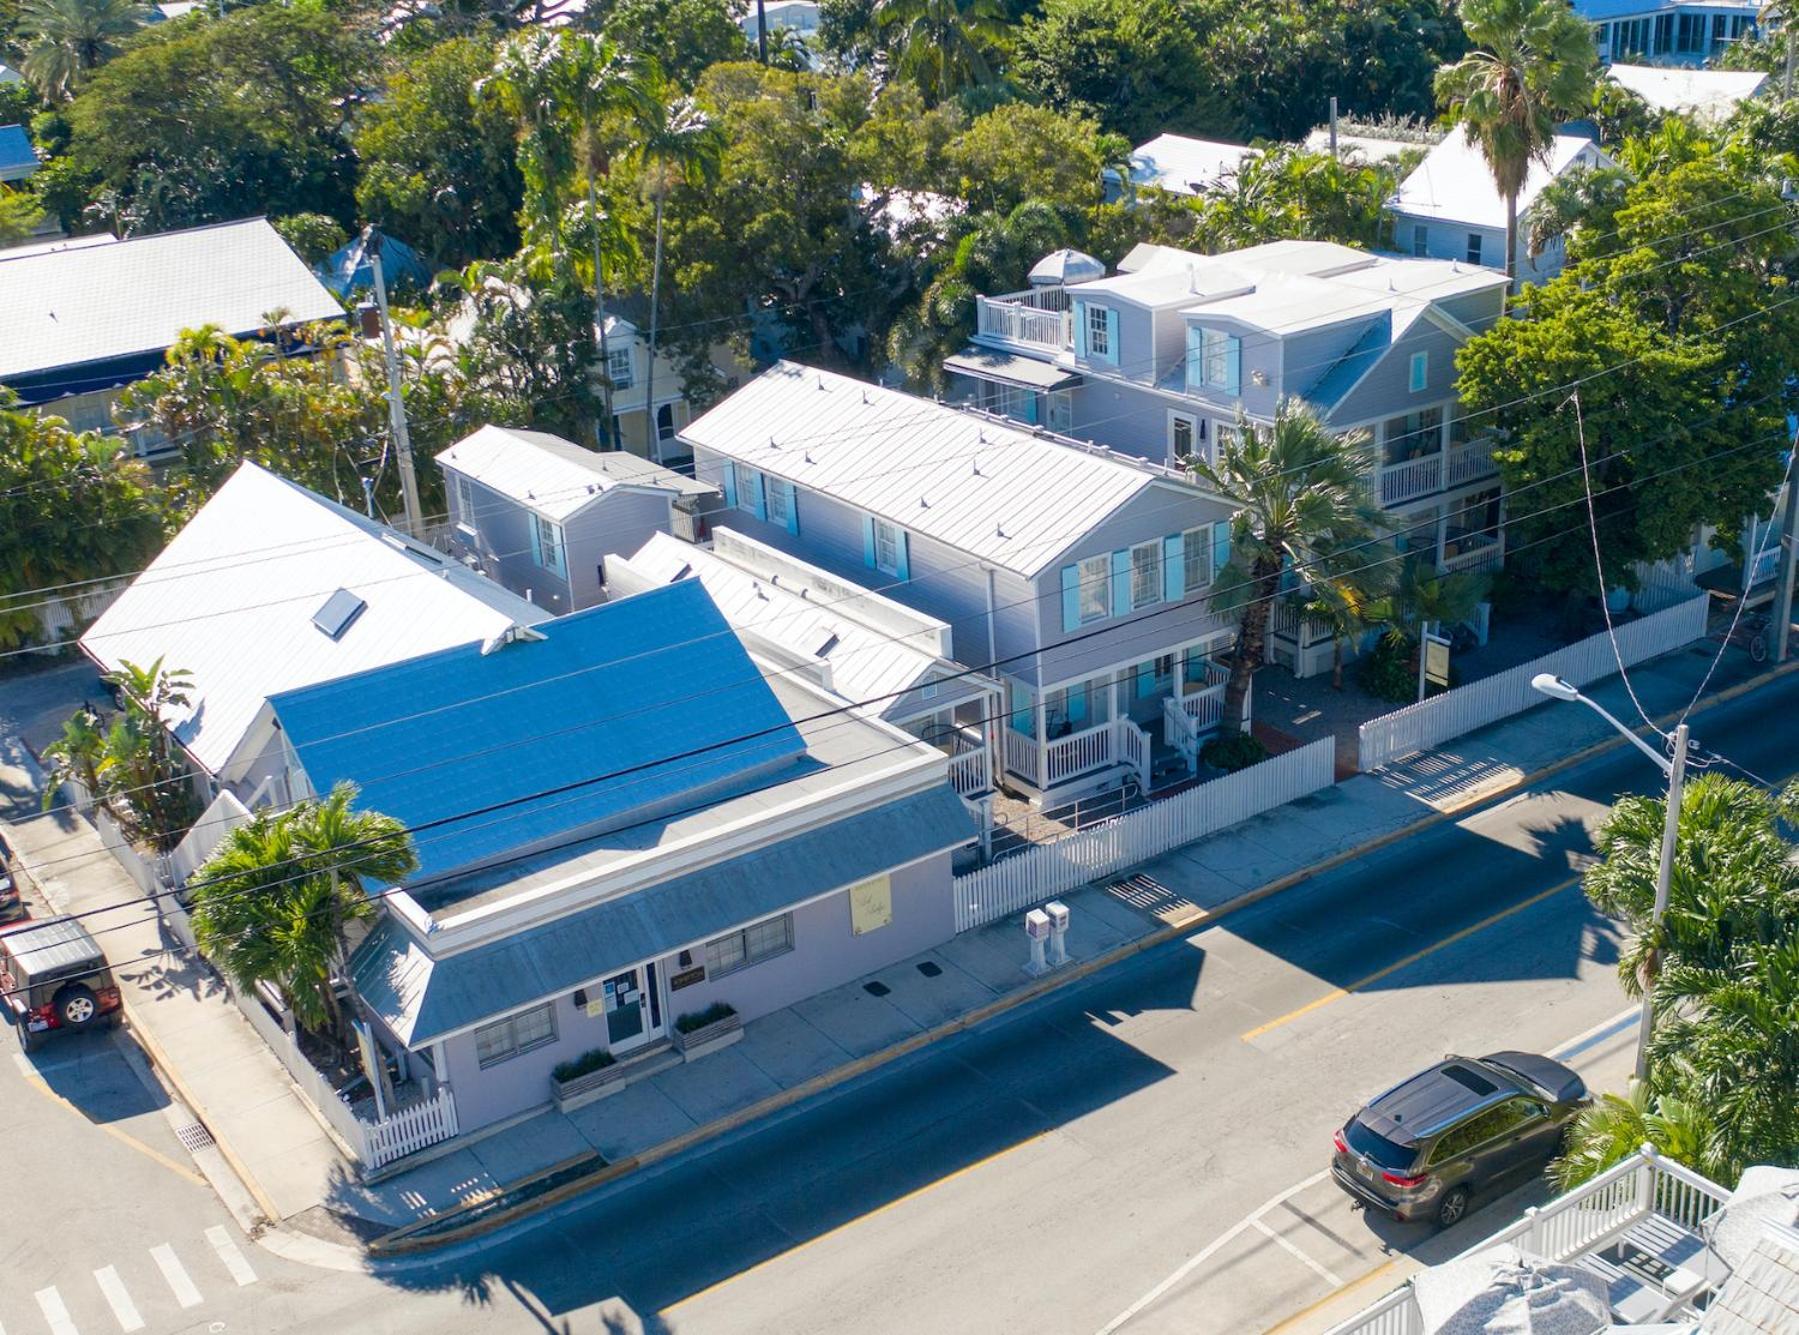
[974,287,1073,355]
[1377,435,1500,507]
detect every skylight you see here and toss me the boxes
[311,588,367,641]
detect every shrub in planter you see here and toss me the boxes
[552,1048,616,1083]
[1200,733,1267,773]
[674,1001,737,1035]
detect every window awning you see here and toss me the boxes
[944,348,1081,392]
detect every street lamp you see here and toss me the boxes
[1529,674,1688,1082]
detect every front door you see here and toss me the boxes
[601,968,653,1054]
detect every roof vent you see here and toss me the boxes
[478,623,548,656]
[995,523,1007,539]
[311,589,367,641]
[817,373,826,390]
[769,435,779,449]
[919,496,929,508]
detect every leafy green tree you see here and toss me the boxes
[0,188,44,245]
[62,4,372,230]
[355,34,522,268]
[874,0,1006,106]
[191,783,417,1055]
[946,101,1126,215]
[596,0,746,87]
[98,658,199,850]
[17,0,146,102]
[1551,1082,1723,1190]
[1435,0,1597,287]
[0,397,164,650]
[40,705,107,803]
[1300,543,1394,692]
[1193,402,1380,735]
[1191,146,1402,252]
[271,212,347,267]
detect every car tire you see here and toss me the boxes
[1435,1186,1470,1230]
[54,983,99,1030]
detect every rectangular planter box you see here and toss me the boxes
[550,1041,680,1114]
[672,1011,743,1060]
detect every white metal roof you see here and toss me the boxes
[1301,128,1437,163]
[1389,134,1608,232]
[680,362,1175,578]
[81,462,549,775]
[1127,134,1260,197]
[437,425,716,522]
[0,218,344,383]
[1609,63,1767,120]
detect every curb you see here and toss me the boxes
[327,658,1799,1256]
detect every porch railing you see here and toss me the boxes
[1161,674,1228,770]
[1044,719,1116,786]
[1116,718,1151,792]
[975,288,1073,354]
[1446,434,1499,489]
[1378,452,1443,506]
[1004,728,1041,787]
[948,744,990,798]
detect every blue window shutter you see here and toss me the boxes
[1072,300,1088,358]
[750,470,767,521]
[1021,392,1039,425]
[1224,336,1241,395]
[1163,533,1185,602]
[1136,662,1157,699]
[721,462,737,509]
[1066,686,1087,726]
[895,530,910,581]
[1185,325,1203,392]
[862,515,876,568]
[1110,549,1131,616]
[1213,521,1231,577]
[783,481,799,535]
[1060,564,1081,632]
[529,518,543,568]
[1009,681,1033,735]
[1104,308,1120,366]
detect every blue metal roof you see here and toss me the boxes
[350,785,974,1046]
[0,125,34,176]
[318,233,433,299]
[270,580,807,884]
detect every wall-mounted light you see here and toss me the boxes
[1251,370,1270,388]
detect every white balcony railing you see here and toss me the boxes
[975,288,1073,354]
[1044,719,1115,786]
[1375,437,1500,508]
[1446,434,1499,488]
[946,729,992,798]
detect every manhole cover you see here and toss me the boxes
[175,1121,215,1153]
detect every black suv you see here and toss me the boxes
[0,916,121,1051]
[1331,1051,1589,1229]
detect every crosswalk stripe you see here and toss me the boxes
[33,1286,78,1335]
[149,1244,202,1309]
[93,1267,145,1333]
[204,1225,257,1287]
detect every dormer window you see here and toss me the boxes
[1187,325,1241,395]
[1086,304,1111,359]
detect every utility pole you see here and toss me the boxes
[1635,722,1688,1082]
[365,227,424,539]
[1776,435,1798,661]
[1785,5,1796,101]
[755,0,768,62]
[1328,96,1339,159]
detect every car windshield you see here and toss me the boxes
[1346,1118,1415,1171]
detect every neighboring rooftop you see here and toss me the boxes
[1389,132,1607,231]
[1301,126,1439,163]
[0,218,344,396]
[681,362,1193,578]
[0,125,37,183]
[437,424,717,523]
[1609,63,1768,121]
[270,579,807,886]
[81,462,548,776]
[1122,133,1260,197]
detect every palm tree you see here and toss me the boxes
[1387,558,1489,642]
[1550,1081,1722,1190]
[627,74,722,462]
[1300,546,1392,692]
[19,0,148,102]
[1191,402,1381,736]
[191,783,416,1058]
[40,706,107,806]
[100,657,197,850]
[874,0,1007,106]
[1434,0,1597,290]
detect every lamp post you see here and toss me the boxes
[1530,674,1688,1082]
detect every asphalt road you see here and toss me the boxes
[3,668,1793,1335]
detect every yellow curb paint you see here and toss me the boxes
[1261,1258,1406,1335]
[16,1064,210,1187]
[1240,876,1580,1042]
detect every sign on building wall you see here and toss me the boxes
[849,874,893,935]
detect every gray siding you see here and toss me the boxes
[1332,319,1470,431]
[439,989,611,1132]
[1067,382,1171,465]
[568,490,677,609]
[1437,287,1506,335]
[1190,316,1282,424]
[448,472,573,614]
[1283,319,1378,404]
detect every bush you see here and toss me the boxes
[1201,733,1267,772]
[552,1048,616,1082]
[1359,632,1419,703]
[674,1001,737,1035]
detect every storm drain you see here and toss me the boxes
[175,1121,216,1153]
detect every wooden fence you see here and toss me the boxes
[1356,595,1710,772]
[952,737,1336,931]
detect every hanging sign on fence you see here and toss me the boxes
[1424,632,1452,688]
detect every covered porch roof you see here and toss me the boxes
[943,347,1081,391]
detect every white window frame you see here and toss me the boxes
[1130,540,1162,611]
[1086,303,1111,359]
[1201,327,1233,390]
[606,344,635,390]
[765,475,791,527]
[705,912,794,978]
[1182,525,1214,592]
[1169,411,1205,463]
[474,1002,557,1068]
[872,518,903,576]
[533,513,567,579]
[1076,552,1110,624]
[735,462,761,515]
[455,473,477,523]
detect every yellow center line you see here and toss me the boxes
[664,1130,1051,1314]
[1240,875,1581,1042]
[16,1066,211,1187]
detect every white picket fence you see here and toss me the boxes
[24,579,127,651]
[1356,594,1710,772]
[952,736,1336,931]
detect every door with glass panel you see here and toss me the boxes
[600,965,663,1054]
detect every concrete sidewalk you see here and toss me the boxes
[0,634,1768,1254]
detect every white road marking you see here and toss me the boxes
[34,1286,79,1335]
[1251,1216,1344,1287]
[1095,1169,1332,1333]
[93,1266,145,1332]
[150,1244,202,1308]
[205,1225,257,1286]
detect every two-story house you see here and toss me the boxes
[957,239,1513,591]
[438,424,719,614]
[680,363,1242,805]
[1576,0,1760,65]
[1389,132,1616,286]
[266,578,972,1143]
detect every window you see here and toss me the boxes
[1086,303,1111,359]
[1170,414,1199,461]
[1381,406,1444,464]
[1200,327,1241,393]
[455,473,477,523]
[734,463,761,514]
[1076,553,1110,624]
[606,345,634,390]
[1411,224,1428,258]
[1653,13,1673,54]
[532,514,567,579]
[1466,233,1483,266]
[1428,1099,1541,1166]
[474,1003,556,1068]
[765,476,792,528]
[1129,541,1162,610]
[980,380,1039,424]
[872,518,903,576]
[1182,525,1214,592]
[656,403,677,442]
[1046,390,1073,432]
[705,913,793,977]
[1409,351,1429,394]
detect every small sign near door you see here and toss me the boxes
[849,874,892,935]
[1424,632,1452,688]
